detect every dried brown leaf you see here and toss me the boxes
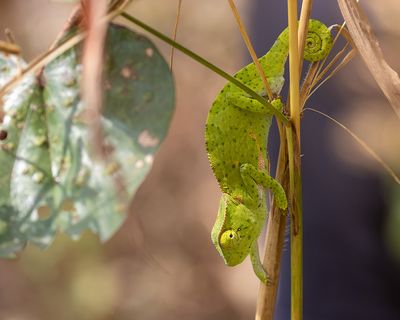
[338,0,400,119]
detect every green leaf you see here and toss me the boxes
[0,24,175,256]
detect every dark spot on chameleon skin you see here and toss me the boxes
[248,236,251,240]
[0,130,8,141]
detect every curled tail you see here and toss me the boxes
[303,19,332,62]
[260,19,332,93]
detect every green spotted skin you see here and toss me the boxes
[207,19,332,283]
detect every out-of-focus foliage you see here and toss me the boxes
[0,2,255,319]
[0,24,174,257]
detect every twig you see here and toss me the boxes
[49,4,83,51]
[255,128,289,320]
[227,0,274,100]
[305,108,400,184]
[288,1,303,320]
[297,0,313,73]
[169,0,183,70]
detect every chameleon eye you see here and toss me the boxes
[220,230,239,248]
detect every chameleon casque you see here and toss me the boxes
[206,19,332,283]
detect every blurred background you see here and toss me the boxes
[0,0,399,319]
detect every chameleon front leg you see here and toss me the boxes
[226,91,284,114]
[240,163,288,210]
[250,240,271,284]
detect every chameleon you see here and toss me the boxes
[206,19,332,283]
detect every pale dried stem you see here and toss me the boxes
[302,24,356,107]
[297,0,313,73]
[300,62,319,107]
[305,108,400,184]
[311,22,347,82]
[312,42,350,88]
[307,49,356,101]
[309,23,352,91]
[227,0,273,100]
[49,4,83,51]
[169,0,183,70]
[255,130,289,320]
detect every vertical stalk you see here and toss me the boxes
[288,132,303,320]
[298,0,313,72]
[255,124,289,320]
[287,0,301,140]
[287,1,303,320]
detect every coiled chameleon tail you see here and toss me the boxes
[303,19,332,61]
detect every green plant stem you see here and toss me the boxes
[287,0,303,319]
[286,124,303,320]
[291,160,303,320]
[120,12,289,125]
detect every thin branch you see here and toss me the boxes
[255,136,289,320]
[49,4,83,51]
[306,48,356,100]
[305,108,400,184]
[169,0,183,70]
[288,1,303,320]
[297,0,313,73]
[227,0,273,100]
[309,23,352,92]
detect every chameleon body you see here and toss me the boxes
[206,19,332,283]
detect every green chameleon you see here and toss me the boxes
[206,19,332,283]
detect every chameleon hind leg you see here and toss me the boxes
[240,163,288,210]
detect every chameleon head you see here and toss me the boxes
[211,194,259,266]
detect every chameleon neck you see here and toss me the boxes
[259,28,289,85]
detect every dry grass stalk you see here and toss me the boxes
[305,108,400,184]
[227,0,273,100]
[169,0,183,70]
